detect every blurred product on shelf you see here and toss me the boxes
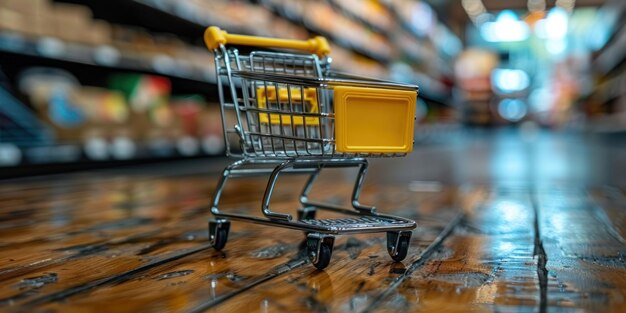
[171,96,224,155]
[9,68,224,163]
[18,68,86,141]
[109,74,173,156]
[454,49,498,126]
[0,87,53,166]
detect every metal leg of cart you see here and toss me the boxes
[208,159,247,251]
[261,158,379,221]
[261,161,296,221]
[209,159,298,250]
[209,158,321,250]
[299,159,376,216]
[297,169,320,221]
[350,160,376,213]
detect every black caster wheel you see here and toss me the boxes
[386,231,412,262]
[297,206,317,221]
[306,233,335,270]
[208,219,230,251]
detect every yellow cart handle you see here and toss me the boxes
[204,26,331,57]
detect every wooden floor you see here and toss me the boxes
[1,131,626,312]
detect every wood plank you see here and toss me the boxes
[589,186,626,244]
[353,187,540,312]
[537,188,626,311]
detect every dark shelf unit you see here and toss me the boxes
[0,34,216,93]
[53,0,207,44]
[590,0,626,76]
[580,0,626,134]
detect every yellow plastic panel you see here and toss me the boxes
[257,87,320,125]
[334,86,416,153]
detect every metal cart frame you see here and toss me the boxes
[204,27,418,269]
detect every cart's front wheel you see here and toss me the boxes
[307,233,334,270]
[313,244,332,270]
[387,231,412,262]
[209,219,230,251]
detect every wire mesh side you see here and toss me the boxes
[247,52,335,157]
[214,47,246,157]
[214,47,410,159]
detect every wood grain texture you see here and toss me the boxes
[0,164,625,312]
[538,188,626,312]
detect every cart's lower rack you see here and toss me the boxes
[212,211,415,235]
[300,216,411,229]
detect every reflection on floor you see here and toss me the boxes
[373,127,626,187]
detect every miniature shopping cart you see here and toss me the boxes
[204,26,418,269]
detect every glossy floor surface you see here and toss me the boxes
[1,129,625,312]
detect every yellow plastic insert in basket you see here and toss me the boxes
[256,87,320,125]
[334,86,416,153]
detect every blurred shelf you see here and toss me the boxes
[0,32,216,86]
[382,3,454,76]
[0,137,225,171]
[579,0,626,126]
[54,0,207,42]
[593,29,626,77]
[130,0,263,38]
[124,0,394,65]
[382,0,458,63]
[590,71,626,106]
[414,73,452,106]
[49,0,453,91]
[420,90,451,107]
[0,151,225,179]
[383,2,426,43]
[584,114,626,134]
[592,1,626,77]
[0,33,451,105]
[259,0,393,64]
[583,55,626,115]
[325,0,391,37]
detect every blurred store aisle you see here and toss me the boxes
[1,0,626,310]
